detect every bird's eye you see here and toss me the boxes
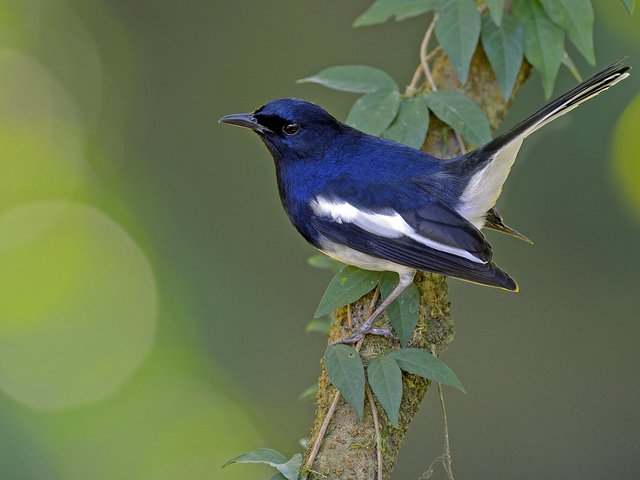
[282,123,300,135]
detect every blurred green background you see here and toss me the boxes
[0,0,638,478]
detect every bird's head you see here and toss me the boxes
[219,98,342,163]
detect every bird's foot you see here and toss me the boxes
[334,325,394,344]
[332,270,414,345]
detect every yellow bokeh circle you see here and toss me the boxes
[0,201,157,409]
[0,48,87,211]
[613,92,640,222]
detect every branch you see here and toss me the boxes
[303,47,531,479]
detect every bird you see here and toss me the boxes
[219,60,630,343]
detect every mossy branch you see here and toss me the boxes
[302,47,531,480]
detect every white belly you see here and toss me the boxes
[318,236,415,275]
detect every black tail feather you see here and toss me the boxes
[484,208,533,244]
[449,261,518,292]
[480,59,630,156]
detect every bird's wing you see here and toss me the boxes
[308,186,517,291]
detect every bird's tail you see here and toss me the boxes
[480,59,630,157]
[450,59,630,228]
[447,260,519,292]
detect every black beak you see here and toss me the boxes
[218,113,270,133]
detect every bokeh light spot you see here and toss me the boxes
[0,48,87,211]
[0,201,157,409]
[45,351,265,480]
[613,92,640,222]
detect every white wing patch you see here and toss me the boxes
[310,196,486,264]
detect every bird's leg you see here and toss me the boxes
[339,270,416,344]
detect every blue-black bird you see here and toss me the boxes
[220,61,629,342]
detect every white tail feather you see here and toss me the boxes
[456,65,630,228]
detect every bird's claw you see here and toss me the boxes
[333,326,394,345]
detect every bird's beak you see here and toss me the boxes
[218,113,270,133]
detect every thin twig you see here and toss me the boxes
[303,288,381,478]
[418,14,466,154]
[420,13,439,93]
[304,391,341,479]
[366,386,383,480]
[425,45,442,62]
[408,20,440,94]
[407,64,424,93]
[407,46,440,95]
[430,346,454,480]
[437,383,454,480]
[454,131,466,154]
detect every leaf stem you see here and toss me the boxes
[562,51,583,82]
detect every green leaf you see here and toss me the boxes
[383,94,430,148]
[315,266,382,318]
[513,0,565,99]
[540,0,595,65]
[354,0,441,27]
[223,448,287,468]
[324,345,366,418]
[389,348,465,392]
[426,90,491,145]
[435,0,481,84]
[306,316,334,334]
[277,454,302,480]
[269,474,288,480]
[347,88,401,135]
[298,384,319,402]
[380,272,420,348]
[486,0,505,25]
[620,0,635,14]
[298,65,397,93]
[481,14,524,100]
[367,355,404,427]
[307,253,340,270]
[223,449,301,480]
